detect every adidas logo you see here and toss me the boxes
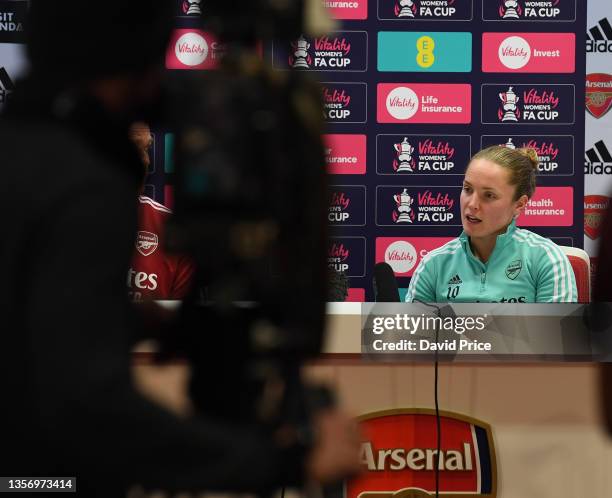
[585,140,612,175]
[0,67,15,105]
[448,274,462,285]
[587,18,612,53]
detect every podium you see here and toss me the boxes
[303,303,612,498]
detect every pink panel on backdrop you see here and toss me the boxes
[324,0,368,19]
[346,288,366,302]
[482,33,575,73]
[377,83,471,124]
[375,237,455,276]
[517,187,573,226]
[324,134,367,174]
[166,29,218,70]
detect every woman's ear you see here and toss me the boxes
[514,194,529,218]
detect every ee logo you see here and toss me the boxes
[416,36,435,68]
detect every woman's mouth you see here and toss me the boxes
[465,214,482,224]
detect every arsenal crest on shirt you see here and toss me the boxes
[136,231,159,256]
[586,73,612,119]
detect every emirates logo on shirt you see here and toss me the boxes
[136,231,159,257]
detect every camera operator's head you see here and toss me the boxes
[25,0,173,118]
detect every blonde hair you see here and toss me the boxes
[470,145,539,200]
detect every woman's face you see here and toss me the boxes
[460,158,528,240]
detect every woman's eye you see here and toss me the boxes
[485,192,496,199]
[462,186,471,193]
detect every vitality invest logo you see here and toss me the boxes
[483,33,574,73]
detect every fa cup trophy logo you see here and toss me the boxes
[393,189,415,223]
[395,0,417,18]
[182,0,202,15]
[499,86,520,122]
[290,36,312,69]
[393,138,415,172]
[504,138,516,149]
[500,0,521,19]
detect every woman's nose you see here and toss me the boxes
[467,193,480,210]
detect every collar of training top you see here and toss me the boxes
[458,219,518,259]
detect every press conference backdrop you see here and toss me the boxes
[1,0,604,302]
[167,0,588,302]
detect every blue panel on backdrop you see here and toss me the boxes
[378,32,472,72]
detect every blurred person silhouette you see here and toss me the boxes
[128,122,195,301]
[593,198,612,433]
[0,1,360,496]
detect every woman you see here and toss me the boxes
[405,145,576,303]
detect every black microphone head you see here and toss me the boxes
[373,262,400,302]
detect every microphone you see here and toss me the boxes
[373,262,400,302]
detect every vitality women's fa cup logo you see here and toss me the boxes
[289,35,312,69]
[395,0,417,18]
[499,0,521,18]
[393,138,416,172]
[393,189,415,223]
[498,87,521,122]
